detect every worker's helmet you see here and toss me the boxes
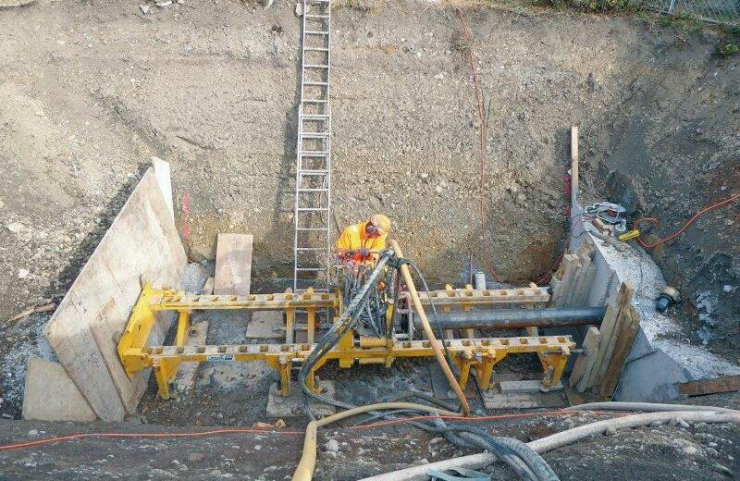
[370,214,391,236]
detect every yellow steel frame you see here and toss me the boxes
[118,284,575,400]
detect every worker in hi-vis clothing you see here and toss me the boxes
[336,214,391,265]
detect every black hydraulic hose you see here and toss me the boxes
[431,419,541,481]
[489,436,560,481]
[299,253,394,419]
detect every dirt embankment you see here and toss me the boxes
[0,1,737,372]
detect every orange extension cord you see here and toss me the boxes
[635,192,740,249]
[0,410,615,453]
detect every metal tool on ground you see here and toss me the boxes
[293,0,334,291]
[585,202,627,233]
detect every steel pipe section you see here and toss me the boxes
[422,307,606,330]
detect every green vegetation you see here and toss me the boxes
[534,0,636,13]
[717,42,740,56]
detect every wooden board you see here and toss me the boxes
[214,234,253,296]
[600,305,641,397]
[173,321,209,394]
[593,282,635,388]
[551,254,580,306]
[584,302,619,390]
[201,276,215,295]
[482,391,566,409]
[22,359,96,422]
[245,311,284,340]
[570,326,600,389]
[44,166,186,421]
[677,375,740,397]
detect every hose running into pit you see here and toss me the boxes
[358,407,740,481]
[292,246,558,481]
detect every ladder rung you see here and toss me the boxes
[305,14,330,18]
[299,151,329,156]
[305,31,330,35]
[299,171,329,176]
[296,267,328,271]
[297,227,328,231]
[303,99,328,103]
[296,247,327,251]
[297,188,329,192]
[297,207,329,211]
[304,81,329,86]
[301,133,330,138]
[304,64,329,69]
[301,114,330,120]
[305,48,330,52]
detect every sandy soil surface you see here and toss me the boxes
[0,0,736,335]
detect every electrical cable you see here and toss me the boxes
[634,192,739,249]
[456,7,505,284]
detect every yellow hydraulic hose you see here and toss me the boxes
[389,240,472,417]
[291,402,458,481]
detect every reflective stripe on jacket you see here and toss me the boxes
[335,221,387,262]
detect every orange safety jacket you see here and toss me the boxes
[335,221,387,264]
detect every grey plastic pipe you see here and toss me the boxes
[358,409,740,481]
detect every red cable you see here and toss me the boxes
[0,428,303,452]
[0,409,619,453]
[636,192,739,249]
[457,8,504,284]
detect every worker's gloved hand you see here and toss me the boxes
[359,248,370,258]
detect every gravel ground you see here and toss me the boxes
[0,401,738,480]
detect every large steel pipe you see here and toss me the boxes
[420,307,606,330]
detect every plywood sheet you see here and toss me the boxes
[44,165,186,421]
[22,359,96,422]
[214,234,253,296]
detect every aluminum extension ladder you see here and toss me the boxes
[293,0,333,292]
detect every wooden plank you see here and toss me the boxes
[574,262,596,306]
[201,276,215,295]
[22,359,97,422]
[551,254,580,306]
[593,282,635,388]
[214,234,253,296]
[173,321,209,394]
[568,252,592,306]
[677,375,740,397]
[562,261,583,307]
[600,305,641,397]
[570,126,579,222]
[245,311,284,340]
[584,302,618,390]
[570,326,600,389]
[44,166,186,420]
